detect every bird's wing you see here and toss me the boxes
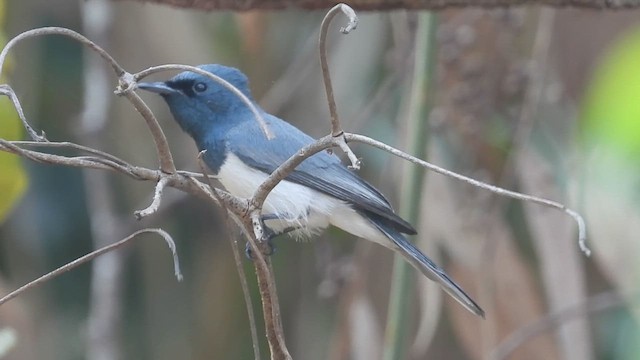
[226,115,416,235]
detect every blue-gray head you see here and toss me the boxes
[138,64,255,141]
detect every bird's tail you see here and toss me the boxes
[366,213,485,318]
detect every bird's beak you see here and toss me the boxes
[137,81,177,95]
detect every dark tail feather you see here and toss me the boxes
[367,215,485,318]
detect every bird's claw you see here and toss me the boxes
[244,215,299,260]
[244,237,277,260]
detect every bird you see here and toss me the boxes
[137,64,484,317]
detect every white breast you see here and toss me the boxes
[217,153,391,247]
[217,153,335,235]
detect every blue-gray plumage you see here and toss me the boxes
[138,64,484,317]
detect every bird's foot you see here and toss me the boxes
[244,224,299,260]
[244,236,276,260]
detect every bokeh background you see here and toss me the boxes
[0,1,639,359]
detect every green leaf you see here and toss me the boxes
[0,1,27,223]
[0,96,27,222]
[580,26,640,161]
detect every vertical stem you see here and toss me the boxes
[383,12,437,360]
[253,252,292,360]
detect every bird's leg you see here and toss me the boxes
[260,213,280,222]
[244,240,274,260]
[244,225,303,260]
[260,211,308,239]
[244,212,305,260]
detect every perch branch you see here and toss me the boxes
[247,131,588,256]
[112,0,640,11]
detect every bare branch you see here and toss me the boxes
[251,135,334,210]
[0,229,182,307]
[0,141,251,220]
[343,133,590,255]
[319,4,357,134]
[318,4,361,170]
[231,240,263,360]
[0,26,177,174]
[135,176,170,219]
[0,139,138,175]
[335,133,361,170]
[176,170,219,180]
[247,231,293,360]
[565,208,589,256]
[0,85,46,141]
[12,140,133,168]
[246,127,587,257]
[223,207,292,360]
[111,0,640,10]
[0,27,125,79]
[184,176,249,215]
[261,261,291,360]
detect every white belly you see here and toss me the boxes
[217,153,335,235]
[217,153,391,247]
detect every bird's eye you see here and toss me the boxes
[193,82,207,93]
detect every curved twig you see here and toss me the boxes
[319,3,358,136]
[250,3,361,211]
[0,27,125,79]
[120,88,177,173]
[344,133,590,255]
[318,3,360,170]
[0,139,136,175]
[247,130,588,256]
[12,140,133,167]
[0,143,244,214]
[0,27,176,174]
[0,228,182,307]
[0,85,45,141]
[135,176,170,219]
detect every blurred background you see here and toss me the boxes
[0,0,639,359]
